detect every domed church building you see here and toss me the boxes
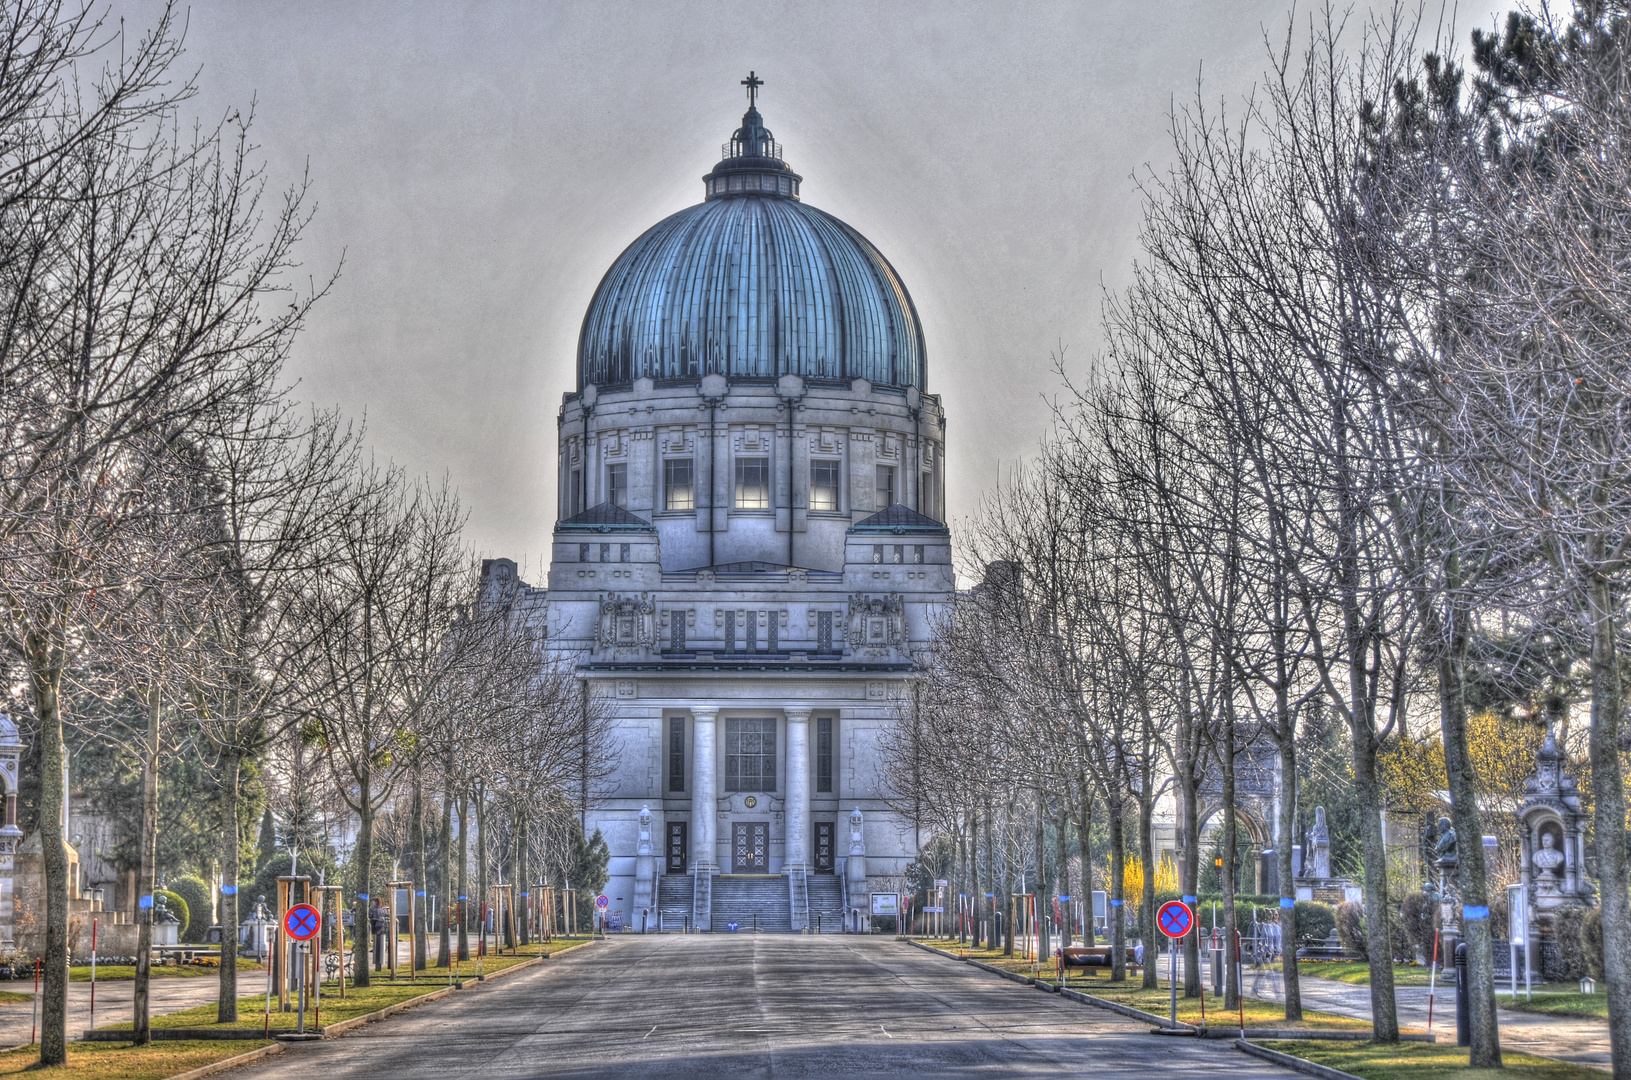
[488,75,952,932]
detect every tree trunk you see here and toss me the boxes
[1586,569,1631,1078]
[476,788,489,958]
[1276,693,1303,1021]
[1034,790,1050,960]
[438,771,453,967]
[352,768,373,989]
[970,808,983,948]
[1001,800,1015,957]
[1438,594,1500,1066]
[1350,723,1398,1042]
[1222,721,1239,1010]
[1108,797,1126,982]
[1073,784,1093,943]
[456,789,469,962]
[1054,798,1071,949]
[516,812,529,947]
[411,764,427,972]
[1138,792,1157,990]
[132,689,161,1046]
[218,747,242,1022]
[1176,730,1203,997]
[29,657,70,1066]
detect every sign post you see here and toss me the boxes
[1157,900,1195,1026]
[282,904,321,1035]
[595,893,609,937]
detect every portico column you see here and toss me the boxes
[784,709,812,871]
[691,709,718,871]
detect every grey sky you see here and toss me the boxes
[147,1,1507,571]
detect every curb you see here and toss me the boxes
[1234,1039,1369,1080]
[1058,986,1196,1031]
[1201,1028,1434,1043]
[164,1042,286,1080]
[898,939,1196,1032]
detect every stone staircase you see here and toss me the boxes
[657,874,692,931]
[709,875,791,933]
[807,874,845,932]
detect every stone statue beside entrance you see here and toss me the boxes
[1516,724,1595,978]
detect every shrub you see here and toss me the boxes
[1293,901,1335,946]
[1551,908,1590,981]
[169,876,213,943]
[1582,908,1605,981]
[1335,901,1367,958]
[1400,892,1437,962]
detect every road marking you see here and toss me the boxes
[643,1025,657,1039]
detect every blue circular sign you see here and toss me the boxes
[283,903,321,941]
[1157,900,1193,939]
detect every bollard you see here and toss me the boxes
[1454,942,1470,1047]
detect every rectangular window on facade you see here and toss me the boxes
[816,611,833,652]
[876,465,896,508]
[893,545,904,564]
[670,614,686,652]
[872,545,883,564]
[725,718,776,792]
[913,545,924,564]
[664,458,694,510]
[620,542,630,562]
[570,468,584,515]
[816,717,833,793]
[810,459,840,511]
[725,609,736,651]
[668,716,685,792]
[768,617,778,652]
[746,614,758,652]
[578,543,589,562]
[600,543,611,562]
[607,463,628,508]
[735,456,770,508]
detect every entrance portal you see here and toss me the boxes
[667,821,688,873]
[732,821,769,872]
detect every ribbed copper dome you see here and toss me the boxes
[576,84,926,392]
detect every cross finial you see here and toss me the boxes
[741,71,763,108]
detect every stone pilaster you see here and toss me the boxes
[784,709,811,871]
[691,709,718,870]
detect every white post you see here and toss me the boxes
[784,709,811,871]
[692,710,718,871]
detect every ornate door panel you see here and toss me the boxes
[667,821,688,873]
[732,821,769,872]
[814,821,835,872]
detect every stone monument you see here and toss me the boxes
[1516,725,1594,977]
[633,805,655,927]
[1293,805,1362,905]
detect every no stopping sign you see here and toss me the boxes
[1156,900,1193,940]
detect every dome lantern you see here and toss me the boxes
[703,70,802,201]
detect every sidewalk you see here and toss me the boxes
[1242,967,1611,1072]
[0,975,266,1048]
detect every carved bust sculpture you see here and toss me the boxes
[1434,816,1457,866]
[1533,831,1564,879]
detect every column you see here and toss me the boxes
[784,709,811,870]
[691,709,717,871]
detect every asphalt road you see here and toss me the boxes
[238,935,1296,1079]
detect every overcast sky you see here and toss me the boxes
[137,1,1509,574]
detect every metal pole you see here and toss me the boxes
[296,942,306,1035]
[1169,936,1177,1025]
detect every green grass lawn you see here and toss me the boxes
[1261,1040,1605,1079]
[1295,961,1440,987]
[0,1039,271,1080]
[0,992,30,1006]
[910,940,1372,1031]
[1498,989,1608,1019]
[68,958,264,981]
[100,937,598,1033]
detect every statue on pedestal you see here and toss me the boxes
[1307,806,1332,880]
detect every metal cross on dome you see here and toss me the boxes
[741,71,763,107]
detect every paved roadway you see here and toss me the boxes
[239,936,1296,1079]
